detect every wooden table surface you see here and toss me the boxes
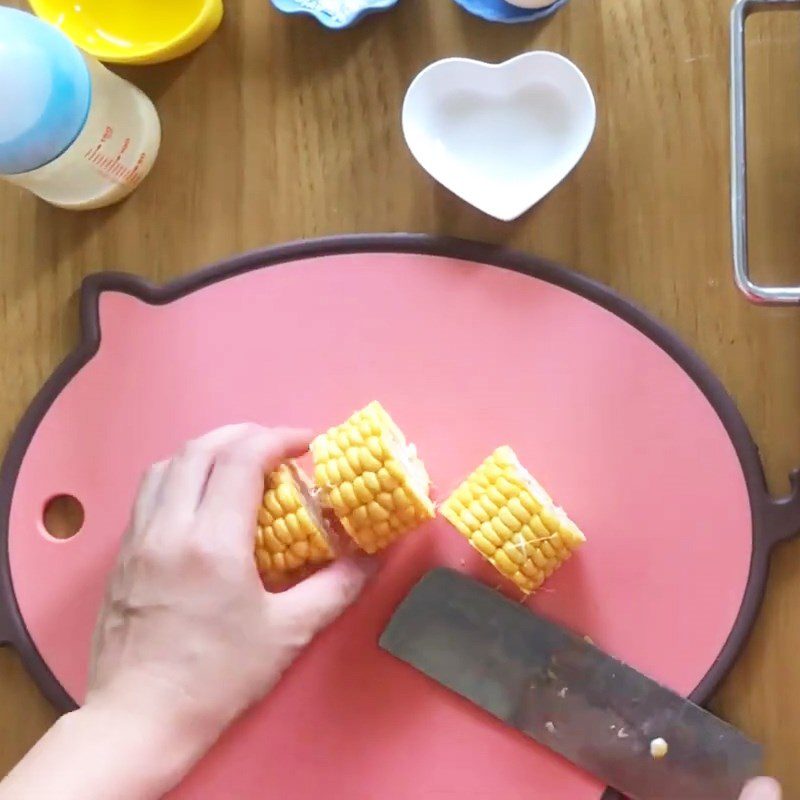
[1,0,800,794]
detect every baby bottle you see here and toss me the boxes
[0,7,161,209]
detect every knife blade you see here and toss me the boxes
[379,568,762,800]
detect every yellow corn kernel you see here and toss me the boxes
[255,464,336,584]
[311,401,435,554]
[441,447,586,595]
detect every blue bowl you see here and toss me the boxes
[452,0,569,24]
[271,0,399,28]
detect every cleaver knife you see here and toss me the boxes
[379,568,762,800]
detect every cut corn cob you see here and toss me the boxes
[441,446,586,594]
[255,463,337,584]
[311,401,435,554]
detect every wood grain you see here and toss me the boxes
[1,0,800,793]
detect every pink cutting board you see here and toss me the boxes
[1,237,798,800]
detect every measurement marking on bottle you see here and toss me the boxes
[83,141,147,186]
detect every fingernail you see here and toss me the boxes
[741,777,782,800]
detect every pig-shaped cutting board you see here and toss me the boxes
[1,236,798,800]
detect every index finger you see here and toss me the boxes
[198,426,312,548]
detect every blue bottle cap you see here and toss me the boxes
[0,8,91,175]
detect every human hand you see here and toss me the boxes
[740,778,782,799]
[86,424,371,745]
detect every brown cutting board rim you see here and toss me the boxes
[0,234,796,800]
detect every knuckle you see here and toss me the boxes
[215,443,240,463]
[239,422,264,437]
[184,538,213,562]
[184,538,225,572]
[178,437,209,460]
[215,443,252,469]
[130,527,186,570]
[131,541,167,571]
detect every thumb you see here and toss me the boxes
[740,778,782,800]
[272,558,373,637]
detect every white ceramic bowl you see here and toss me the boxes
[403,51,596,221]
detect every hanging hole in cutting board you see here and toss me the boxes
[42,494,84,540]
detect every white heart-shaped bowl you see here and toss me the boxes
[403,52,596,221]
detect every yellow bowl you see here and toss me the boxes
[28,0,223,65]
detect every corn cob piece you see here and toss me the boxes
[255,463,337,584]
[441,446,586,594]
[311,401,435,554]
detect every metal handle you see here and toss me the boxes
[731,0,800,303]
